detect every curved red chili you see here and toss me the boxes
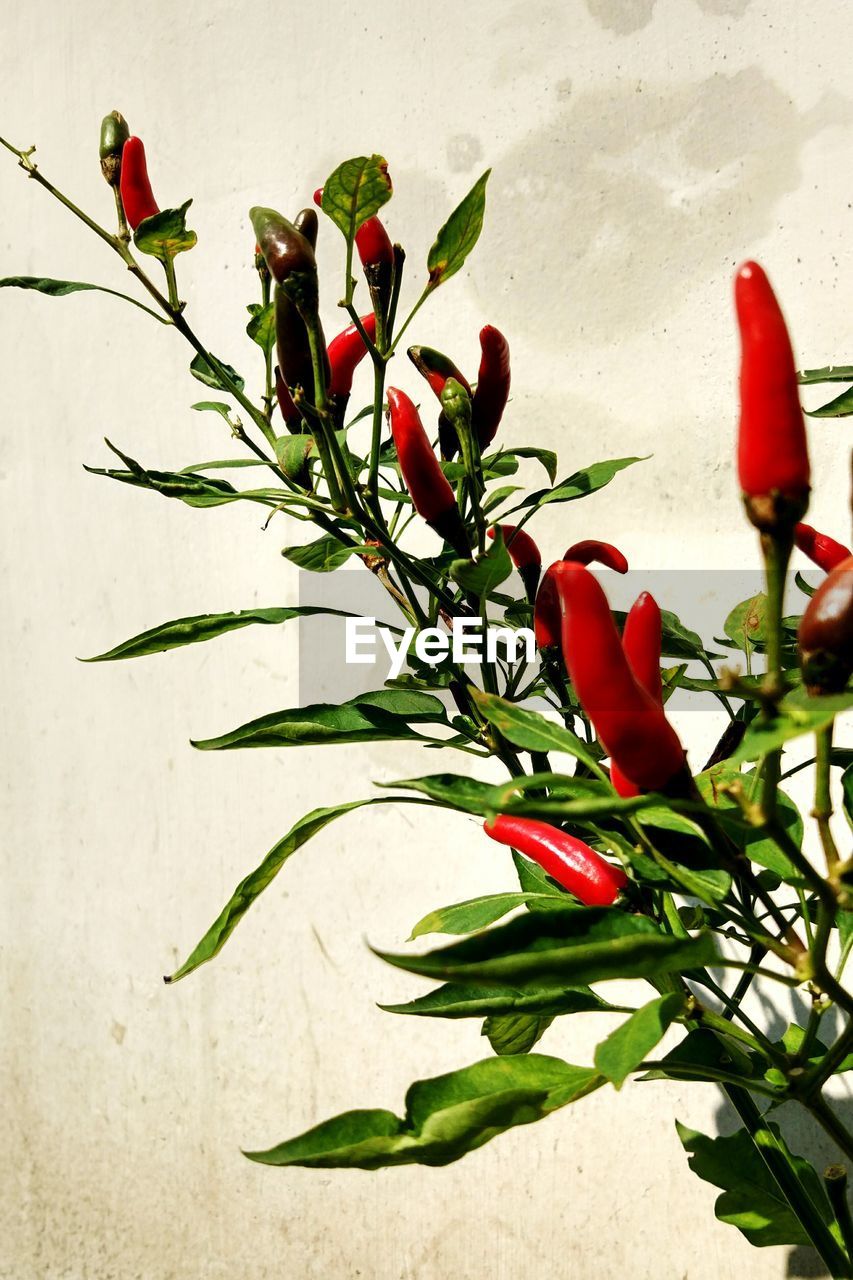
[735,261,810,506]
[533,562,563,652]
[563,540,629,575]
[798,554,853,694]
[408,346,471,402]
[794,523,851,574]
[555,563,685,792]
[328,313,377,397]
[386,387,456,522]
[488,524,541,598]
[471,325,511,448]
[484,815,627,906]
[119,136,159,230]
[611,591,664,798]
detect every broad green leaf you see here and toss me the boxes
[82,606,359,662]
[444,454,518,482]
[134,200,197,260]
[518,457,647,511]
[190,352,245,394]
[696,764,805,884]
[0,274,166,322]
[380,982,622,1020]
[733,687,853,763]
[677,1121,837,1249]
[483,1013,553,1056]
[191,402,234,422]
[594,993,685,1088]
[244,1054,603,1169]
[246,301,276,354]
[470,690,604,775]
[192,688,448,751]
[380,773,508,816]
[281,534,356,572]
[450,532,511,597]
[799,365,853,384]
[806,385,853,418]
[427,170,490,289]
[374,907,718,988]
[322,155,392,242]
[410,892,559,940]
[166,798,389,981]
[724,593,768,651]
[275,435,314,484]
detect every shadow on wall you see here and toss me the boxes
[477,69,851,347]
[586,0,753,36]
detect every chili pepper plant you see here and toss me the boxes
[3,120,853,1275]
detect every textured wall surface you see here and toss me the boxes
[1,1,852,1276]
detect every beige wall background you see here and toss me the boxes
[2,1,852,1276]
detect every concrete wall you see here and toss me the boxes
[1,1,851,1275]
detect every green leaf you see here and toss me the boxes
[724,593,768,651]
[733,687,853,763]
[191,402,234,422]
[166,798,388,982]
[676,1121,837,1248]
[191,688,448,751]
[322,155,392,243]
[483,1013,553,1056]
[84,440,243,508]
[643,1027,759,1084]
[799,365,853,384]
[246,301,276,355]
[470,690,604,776]
[281,534,356,572]
[426,170,490,289]
[134,200,197,261]
[190,352,245,394]
[450,531,511,597]
[518,457,646,511]
[0,274,166,322]
[482,484,524,514]
[594,993,685,1088]
[696,764,806,885]
[380,982,621,1020]
[806,385,853,418]
[244,1053,603,1169]
[410,892,559,940]
[82,606,359,662]
[374,907,718,988]
[498,446,558,485]
[512,849,574,902]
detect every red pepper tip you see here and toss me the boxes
[313,187,323,208]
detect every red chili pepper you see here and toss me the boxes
[798,554,853,694]
[386,388,453,522]
[611,591,664,798]
[794,523,851,574]
[328,314,377,397]
[555,563,686,792]
[313,186,393,270]
[119,137,159,230]
[563,540,629,575]
[534,563,562,652]
[408,346,471,402]
[488,524,541,599]
[735,261,810,518]
[471,326,511,448]
[484,815,627,906]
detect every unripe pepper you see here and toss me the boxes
[98,110,129,188]
[487,524,541,599]
[555,563,686,792]
[119,137,159,230]
[484,815,627,906]
[735,261,810,528]
[795,523,851,574]
[386,387,470,556]
[563,539,629,575]
[611,591,664,798]
[251,206,317,289]
[798,554,853,694]
[472,325,511,448]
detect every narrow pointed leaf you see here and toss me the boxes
[244,1054,603,1169]
[410,892,558,940]
[427,170,490,289]
[594,993,685,1088]
[483,1013,553,1056]
[470,690,603,775]
[380,982,621,1020]
[0,275,166,322]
